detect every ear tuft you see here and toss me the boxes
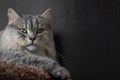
[7,8,20,25]
[40,8,52,21]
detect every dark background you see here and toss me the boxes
[0,0,120,80]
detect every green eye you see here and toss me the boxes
[36,28,44,34]
[19,28,27,34]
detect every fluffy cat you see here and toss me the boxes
[0,8,72,80]
[0,8,56,59]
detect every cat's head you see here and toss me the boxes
[1,8,56,58]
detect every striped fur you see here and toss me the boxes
[0,8,72,80]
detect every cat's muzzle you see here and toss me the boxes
[25,44,38,52]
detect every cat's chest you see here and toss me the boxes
[24,47,47,57]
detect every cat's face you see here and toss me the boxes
[12,16,51,52]
[2,8,55,54]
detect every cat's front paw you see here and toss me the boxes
[51,66,72,80]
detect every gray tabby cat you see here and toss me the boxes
[0,8,71,80]
[1,8,56,59]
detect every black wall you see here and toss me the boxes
[0,0,120,80]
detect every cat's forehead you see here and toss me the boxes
[22,15,45,23]
[16,15,47,29]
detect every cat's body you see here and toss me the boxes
[0,8,71,80]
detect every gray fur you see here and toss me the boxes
[0,49,71,79]
[0,8,56,59]
[0,8,72,80]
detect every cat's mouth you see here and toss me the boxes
[25,44,38,52]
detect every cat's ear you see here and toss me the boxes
[40,8,52,21]
[7,8,20,25]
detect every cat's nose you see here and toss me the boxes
[29,37,36,42]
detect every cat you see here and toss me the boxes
[0,8,72,80]
[0,8,56,59]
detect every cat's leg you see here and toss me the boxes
[29,57,72,80]
[19,55,72,80]
[0,50,72,80]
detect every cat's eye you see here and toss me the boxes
[19,28,27,34]
[36,28,45,34]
